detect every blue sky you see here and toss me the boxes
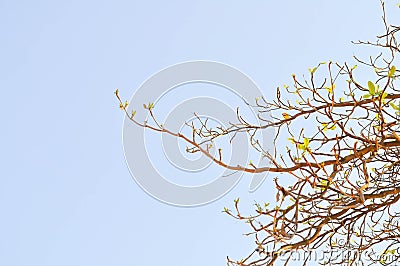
[1,1,397,265]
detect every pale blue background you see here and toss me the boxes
[0,1,395,265]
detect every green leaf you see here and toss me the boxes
[362,94,371,99]
[373,86,381,97]
[308,67,317,74]
[299,138,310,150]
[388,249,396,254]
[321,123,328,132]
[389,65,396,77]
[381,92,388,101]
[368,81,375,95]
[325,84,335,94]
[304,138,310,148]
[390,102,400,110]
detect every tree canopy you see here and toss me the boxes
[117,1,400,265]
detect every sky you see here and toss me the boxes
[1,1,398,266]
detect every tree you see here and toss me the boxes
[117,1,400,265]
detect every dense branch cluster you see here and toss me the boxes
[117,2,400,265]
